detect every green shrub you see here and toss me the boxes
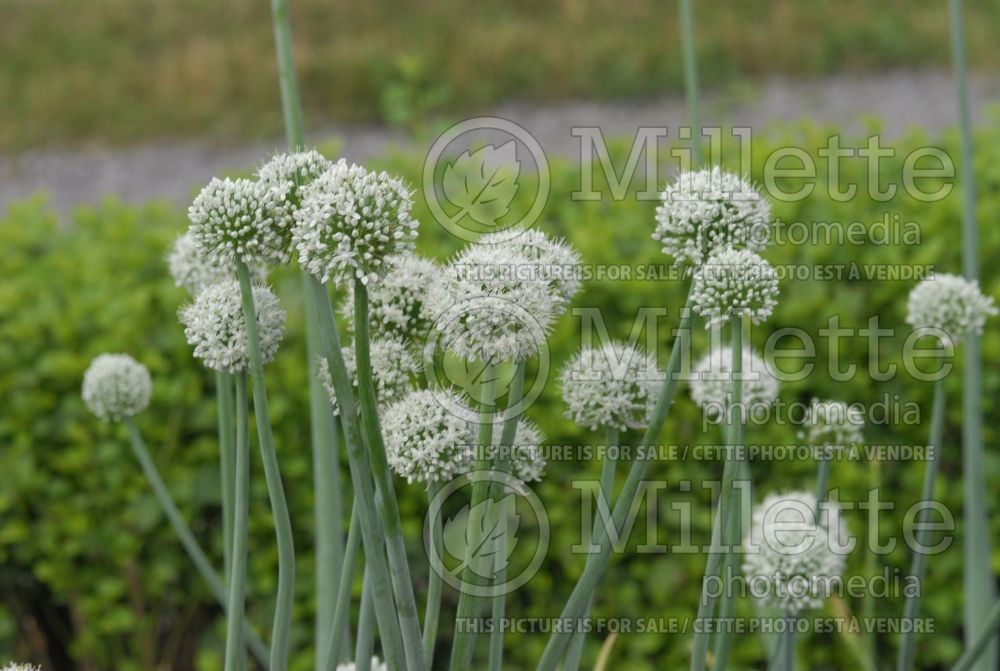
[2,120,998,668]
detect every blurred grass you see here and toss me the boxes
[2,0,999,150]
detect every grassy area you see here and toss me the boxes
[2,0,999,150]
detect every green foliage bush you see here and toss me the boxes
[2,120,999,669]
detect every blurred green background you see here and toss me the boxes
[0,0,998,149]
[2,122,999,668]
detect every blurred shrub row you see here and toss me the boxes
[1,120,999,669]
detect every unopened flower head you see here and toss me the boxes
[799,398,864,455]
[179,280,285,373]
[426,242,556,362]
[490,416,547,483]
[188,177,286,266]
[294,160,419,286]
[691,248,779,328]
[742,491,849,614]
[382,389,476,484]
[342,253,439,340]
[689,345,780,422]
[82,354,152,422]
[167,231,266,296]
[559,341,662,431]
[905,273,997,344]
[652,167,771,267]
[479,228,582,310]
[257,149,332,231]
[317,337,421,415]
[335,658,387,671]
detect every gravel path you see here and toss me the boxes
[2,70,999,217]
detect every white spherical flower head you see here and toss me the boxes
[490,417,547,484]
[559,341,662,431]
[82,354,152,422]
[342,253,439,340]
[905,273,997,344]
[317,337,421,415]
[742,491,850,614]
[188,177,286,266]
[382,389,477,484]
[167,231,267,296]
[336,658,387,671]
[179,280,286,373]
[799,398,864,455]
[479,228,583,310]
[689,346,780,422]
[426,242,556,362]
[691,248,779,328]
[653,167,771,267]
[257,150,332,229]
[294,159,419,286]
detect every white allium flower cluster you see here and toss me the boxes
[82,354,152,422]
[652,167,771,267]
[257,150,332,231]
[479,228,582,309]
[490,417,547,483]
[905,273,997,344]
[559,341,662,431]
[342,253,439,340]
[799,398,864,454]
[382,389,477,484]
[294,159,419,286]
[167,231,267,296]
[426,242,556,362]
[690,248,779,328]
[2,664,41,671]
[188,177,285,266]
[335,658,387,671]
[179,280,286,373]
[742,491,850,614]
[689,346,780,422]
[317,337,421,415]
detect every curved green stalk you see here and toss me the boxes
[450,361,498,670]
[563,424,621,671]
[225,374,251,671]
[355,573,376,671]
[679,0,701,167]
[949,3,996,669]
[236,262,296,670]
[486,362,527,671]
[896,378,946,671]
[309,276,407,671]
[536,289,694,670]
[321,504,362,671]
[953,600,1000,671]
[423,481,445,669]
[122,418,270,667]
[352,280,427,671]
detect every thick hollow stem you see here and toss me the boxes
[355,572,376,671]
[309,276,407,670]
[122,418,270,667]
[536,290,694,670]
[224,374,251,671]
[953,600,1000,671]
[321,504,362,671]
[352,279,427,671]
[217,371,236,594]
[678,0,701,167]
[423,481,445,669]
[896,378,946,671]
[236,262,296,670]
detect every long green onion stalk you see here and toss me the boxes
[121,417,269,667]
[310,276,408,670]
[216,372,236,595]
[322,504,362,671]
[236,262,296,669]
[536,291,694,670]
[678,0,701,167]
[896,378,946,671]
[953,600,1000,671]
[355,573,376,671]
[224,374,251,671]
[948,2,997,669]
[423,480,445,669]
